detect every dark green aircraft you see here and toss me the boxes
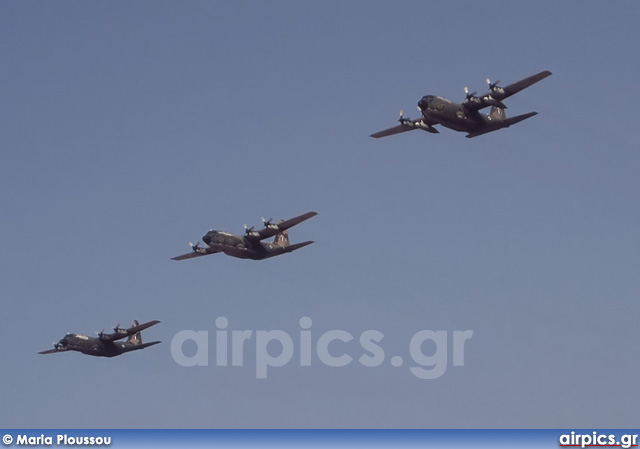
[171,211,317,262]
[38,320,161,357]
[371,70,551,139]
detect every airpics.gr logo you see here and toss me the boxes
[170,317,473,379]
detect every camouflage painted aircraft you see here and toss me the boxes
[38,320,161,357]
[171,211,317,261]
[371,70,552,139]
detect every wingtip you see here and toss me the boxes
[131,319,161,328]
[537,70,552,79]
[38,349,59,355]
[144,319,161,326]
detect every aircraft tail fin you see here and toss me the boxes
[489,106,506,121]
[273,221,290,248]
[127,320,142,345]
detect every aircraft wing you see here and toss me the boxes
[171,247,221,261]
[371,119,439,138]
[245,211,318,241]
[99,320,161,342]
[38,348,66,355]
[463,70,552,112]
[371,123,418,138]
[488,70,552,102]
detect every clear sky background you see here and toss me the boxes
[1,1,639,428]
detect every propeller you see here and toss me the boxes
[486,78,501,92]
[464,86,477,101]
[244,224,255,235]
[96,329,105,339]
[480,78,508,108]
[262,217,276,228]
[189,241,200,252]
[113,323,122,333]
[464,82,507,109]
[398,110,410,125]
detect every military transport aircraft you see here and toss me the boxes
[371,70,551,139]
[171,211,317,261]
[38,320,161,357]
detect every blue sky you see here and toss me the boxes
[1,1,639,428]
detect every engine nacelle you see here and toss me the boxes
[483,96,507,109]
[414,121,439,134]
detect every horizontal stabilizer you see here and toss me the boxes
[503,111,537,126]
[125,341,161,352]
[285,241,314,252]
[466,112,538,138]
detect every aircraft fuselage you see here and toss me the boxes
[55,334,129,357]
[202,230,289,260]
[417,95,494,133]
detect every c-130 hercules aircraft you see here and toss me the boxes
[371,70,551,139]
[38,320,161,357]
[171,211,317,261]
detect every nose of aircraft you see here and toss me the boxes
[202,233,211,245]
[417,97,429,110]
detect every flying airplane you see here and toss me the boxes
[38,320,161,357]
[171,211,317,261]
[371,70,552,139]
